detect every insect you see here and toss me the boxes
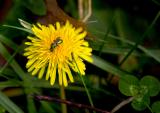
[50,37,63,51]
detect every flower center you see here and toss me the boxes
[50,37,63,51]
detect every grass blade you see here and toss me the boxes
[3,25,33,34]
[119,11,160,65]
[0,35,19,51]
[0,42,26,80]
[0,91,24,113]
[108,34,160,63]
[92,55,130,77]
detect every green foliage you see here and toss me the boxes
[4,0,26,25]
[0,105,6,113]
[18,19,32,30]
[22,0,46,16]
[92,55,130,77]
[118,75,139,96]
[0,91,24,113]
[3,25,33,34]
[131,94,150,111]
[0,0,160,113]
[152,101,160,113]
[140,76,160,97]
[3,18,33,34]
[118,75,160,111]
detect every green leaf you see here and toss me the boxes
[0,81,20,90]
[118,74,139,96]
[23,0,46,16]
[0,35,19,51]
[152,101,160,113]
[140,76,160,96]
[41,101,57,113]
[92,55,130,77]
[0,42,27,80]
[18,19,32,30]
[27,97,37,113]
[3,25,33,34]
[131,94,150,111]
[0,105,6,113]
[139,47,160,64]
[108,34,160,63]
[0,91,24,113]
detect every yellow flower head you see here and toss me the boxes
[24,21,93,87]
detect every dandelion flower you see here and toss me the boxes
[24,21,93,87]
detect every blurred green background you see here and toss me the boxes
[0,0,160,113]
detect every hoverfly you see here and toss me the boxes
[50,37,63,51]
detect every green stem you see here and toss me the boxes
[79,75,94,108]
[0,45,21,75]
[27,96,37,113]
[0,42,27,80]
[41,101,56,113]
[74,62,95,113]
[98,12,116,56]
[60,85,67,113]
[146,104,154,113]
[119,11,160,65]
[79,74,96,113]
[72,53,95,112]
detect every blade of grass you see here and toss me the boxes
[18,19,32,30]
[97,46,141,56]
[0,35,19,51]
[78,74,95,113]
[27,96,37,113]
[0,68,18,79]
[73,57,95,113]
[92,55,130,77]
[0,80,20,89]
[3,25,33,34]
[92,12,160,63]
[29,79,116,97]
[146,104,154,113]
[108,34,160,63]
[0,91,24,113]
[119,11,160,65]
[0,42,27,80]
[98,12,116,56]
[140,48,160,62]
[92,55,139,90]
[0,44,21,76]
[40,101,57,113]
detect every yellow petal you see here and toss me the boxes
[24,51,33,56]
[27,53,38,59]
[56,22,61,29]
[46,62,51,80]
[76,31,87,40]
[38,66,45,79]
[58,68,63,85]
[65,65,74,83]
[75,27,83,34]
[25,42,32,45]
[82,41,89,46]
[80,54,93,63]
[50,66,57,85]
[32,68,40,75]
[63,71,68,87]
[28,65,35,72]
[26,57,37,68]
